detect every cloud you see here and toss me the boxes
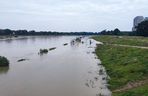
[0,0,148,31]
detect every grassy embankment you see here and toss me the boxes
[93,36,148,96]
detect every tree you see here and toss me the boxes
[0,56,9,67]
[113,28,120,35]
[100,30,107,35]
[136,20,148,37]
[0,29,13,35]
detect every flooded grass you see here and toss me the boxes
[93,36,148,47]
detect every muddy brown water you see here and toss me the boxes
[0,36,111,96]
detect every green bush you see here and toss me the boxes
[39,49,48,54]
[0,56,9,67]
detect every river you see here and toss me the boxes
[0,36,111,96]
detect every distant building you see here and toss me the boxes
[144,17,148,21]
[132,16,144,31]
[132,16,148,31]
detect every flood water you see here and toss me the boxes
[0,36,111,96]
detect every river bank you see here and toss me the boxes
[92,36,148,96]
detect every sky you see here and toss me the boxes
[0,0,148,32]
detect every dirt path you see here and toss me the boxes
[113,79,148,93]
[108,44,148,49]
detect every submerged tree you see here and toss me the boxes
[0,56,9,67]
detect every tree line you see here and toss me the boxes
[0,29,99,36]
[99,20,148,37]
[1,20,148,36]
[135,20,148,37]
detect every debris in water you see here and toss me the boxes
[63,43,68,46]
[102,77,106,80]
[99,69,104,75]
[17,59,28,62]
[49,47,56,51]
[94,77,98,81]
[85,83,89,87]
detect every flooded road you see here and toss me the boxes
[0,36,111,96]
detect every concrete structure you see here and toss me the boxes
[132,16,148,31]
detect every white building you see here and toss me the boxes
[132,16,148,31]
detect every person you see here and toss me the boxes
[89,40,92,45]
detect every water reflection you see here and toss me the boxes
[4,39,13,43]
[0,67,9,75]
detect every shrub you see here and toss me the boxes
[39,49,48,54]
[0,56,9,67]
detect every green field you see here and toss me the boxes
[93,36,148,96]
[93,35,148,47]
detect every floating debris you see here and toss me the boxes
[94,77,98,81]
[102,77,106,80]
[97,63,102,66]
[88,71,92,74]
[49,47,56,51]
[63,43,68,46]
[99,69,104,75]
[17,59,28,62]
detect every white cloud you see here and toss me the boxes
[0,0,148,31]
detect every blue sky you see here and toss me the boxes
[0,0,148,32]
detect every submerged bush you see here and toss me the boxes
[76,38,81,42]
[0,56,9,67]
[39,49,48,54]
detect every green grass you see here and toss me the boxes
[93,36,148,47]
[96,45,148,90]
[93,36,148,96]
